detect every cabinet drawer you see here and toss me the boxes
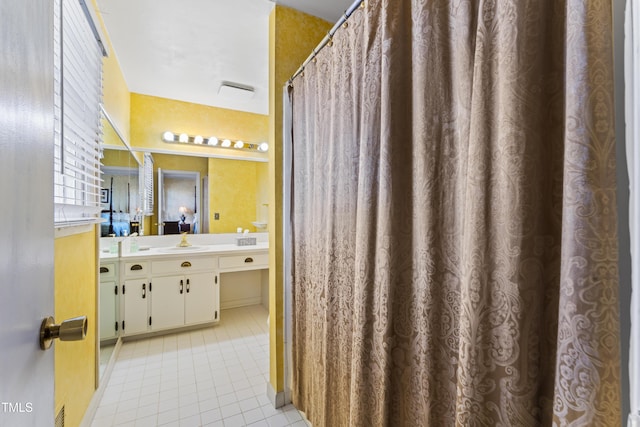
[219,253,268,270]
[152,256,215,275]
[124,261,148,277]
[99,262,116,280]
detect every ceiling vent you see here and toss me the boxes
[218,81,255,101]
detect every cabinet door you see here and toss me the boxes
[123,279,149,335]
[100,280,118,340]
[151,275,185,330]
[185,272,217,325]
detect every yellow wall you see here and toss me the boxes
[130,93,269,161]
[93,0,130,141]
[208,158,264,233]
[268,6,332,392]
[54,230,97,427]
[102,147,137,168]
[256,162,269,227]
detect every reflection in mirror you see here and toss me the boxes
[142,153,269,236]
[99,106,140,380]
[101,150,141,237]
[157,169,201,235]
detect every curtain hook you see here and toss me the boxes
[327,31,334,47]
[342,13,349,29]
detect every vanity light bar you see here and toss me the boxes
[162,131,268,152]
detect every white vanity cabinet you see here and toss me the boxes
[99,261,119,341]
[119,255,219,336]
[122,261,150,335]
[149,256,218,331]
[114,243,267,339]
[184,272,218,324]
[150,271,218,331]
[150,275,185,330]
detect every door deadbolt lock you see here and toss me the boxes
[40,316,88,350]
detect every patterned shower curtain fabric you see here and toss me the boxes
[290,0,621,426]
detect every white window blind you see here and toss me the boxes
[54,0,104,225]
[142,153,155,215]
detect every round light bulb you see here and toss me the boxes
[179,133,189,143]
[193,135,204,144]
[208,137,219,146]
[258,142,269,152]
[162,131,175,142]
[221,139,231,148]
[234,140,244,149]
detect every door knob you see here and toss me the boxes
[40,316,88,350]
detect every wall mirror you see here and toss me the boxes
[133,151,269,236]
[100,111,143,238]
[98,106,140,380]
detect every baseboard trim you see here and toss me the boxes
[266,382,286,409]
[220,296,262,310]
[80,338,122,427]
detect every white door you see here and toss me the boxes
[158,167,164,235]
[0,1,55,425]
[158,169,201,235]
[185,272,217,325]
[151,275,185,330]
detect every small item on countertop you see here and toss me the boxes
[130,232,139,253]
[109,235,118,254]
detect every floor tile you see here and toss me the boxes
[242,407,265,425]
[91,306,308,427]
[157,408,180,425]
[201,408,223,424]
[265,413,289,427]
[222,413,245,427]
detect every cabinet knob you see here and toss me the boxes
[131,264,143,271]
[181,261,192,268]
[100,266,109,274]
[244,257,254,263]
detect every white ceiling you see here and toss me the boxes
[96,0,354,116]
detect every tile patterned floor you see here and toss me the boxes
[91,305,308,427]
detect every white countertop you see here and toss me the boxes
[101,241,268,260]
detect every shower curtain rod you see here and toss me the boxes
[287,0,365,85]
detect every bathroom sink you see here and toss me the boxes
[156,245,209,253]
